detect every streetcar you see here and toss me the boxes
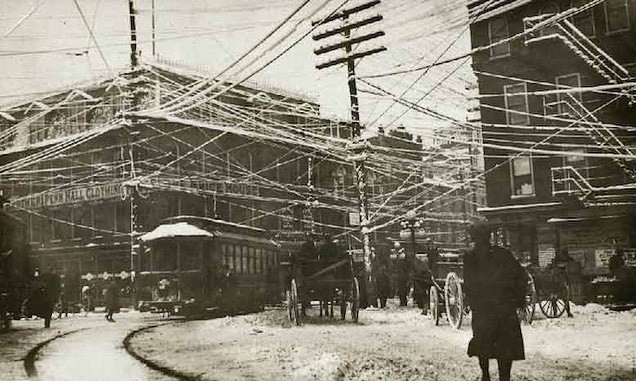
[137,216,282,317]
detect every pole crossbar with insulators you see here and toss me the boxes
[312,0,386,308]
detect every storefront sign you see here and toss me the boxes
[12,182,124,209]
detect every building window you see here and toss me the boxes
[540,4,560,36]
[510,155,535,197]
[488,16,510,58]
[555,73,582,114]
[563,149,589,183]
[504,83,530,125]
[605,0,630,33]
[571,0,596,37]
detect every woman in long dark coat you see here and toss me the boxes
[464,223,526,381]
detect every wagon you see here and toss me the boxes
[282,250,360,325]
[428,252,466,329]
[518,264,570,323]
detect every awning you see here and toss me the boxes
[139,222,214,242]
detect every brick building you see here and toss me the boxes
[468,0,636,300]
[0,59,428,305]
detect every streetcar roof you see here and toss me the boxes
[139,222,214,242]
[162,215,267,233]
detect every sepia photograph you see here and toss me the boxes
[0,0,634,380]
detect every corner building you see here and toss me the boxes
[467,0,636,302]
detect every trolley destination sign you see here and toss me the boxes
[11,182,125,210]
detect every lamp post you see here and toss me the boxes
[400,210,423,267]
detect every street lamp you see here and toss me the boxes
[400,210,423,265]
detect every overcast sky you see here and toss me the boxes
[0,0,473,139]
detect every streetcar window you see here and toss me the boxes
[155,241,177,271]
[180,241,199,271]
[256,248,262,274]
[249,247,256,274]
[227,245,241,273]
[220,244,227,267]
[241,246,249,274]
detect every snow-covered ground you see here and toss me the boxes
[130,300,636,381]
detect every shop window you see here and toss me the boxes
[504,83,530,125]
[510,155,535,197]
[605,0,630,33]
[571,0,596,37]
[488,16,510,58]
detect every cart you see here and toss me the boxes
[283,255,360,326]
[428,252,466,329]
[521,265,569,320]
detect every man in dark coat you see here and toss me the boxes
[104,280,120,322]
[464,223,526,381]
[31,268,61,328]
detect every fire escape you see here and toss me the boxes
[523,13,636,204]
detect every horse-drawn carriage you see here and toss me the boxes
[282,240,361,325]
[517,263,571,324]
[428,251,467,329]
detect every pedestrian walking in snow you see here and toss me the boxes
[28,267,60,328]
[104,280,120,322]
[81,285,92,316]
[464,222,526,381]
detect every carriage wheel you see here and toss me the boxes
[539,292,566,318]
[444,272,463,329]
[429,286,439,326]
[288,279,300,325]
[350,277,360,323]
[517,271,537,324]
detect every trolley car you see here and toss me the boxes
[137,216,282,316]
[428,251,466,329]
[281,242,360,325]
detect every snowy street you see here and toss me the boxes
[128,301,636,381]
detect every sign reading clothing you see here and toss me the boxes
[12,183,124,209]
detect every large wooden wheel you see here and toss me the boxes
[350,277,360,323]
[539,276,568,319]
[517,271,537,324]
[287,278,300,325]
[429,286,439,326]
[444,272,463,329]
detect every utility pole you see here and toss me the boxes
[313,0,386,307]
[127,0,139,307]
[151,0,156,57]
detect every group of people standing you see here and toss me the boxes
[21,268,121,327]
